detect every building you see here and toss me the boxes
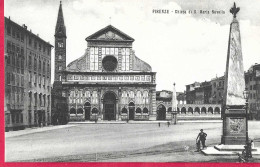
[156,90,187,120]
[194,81,211,104]
[185,82,200,104]
[156,90,221,120]
[4,17,53,131]
[54,3,157,121]
[245,63,260,119]
[210,76,225,104]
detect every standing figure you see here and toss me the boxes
[196,129,207,149]
[167,121,170,127]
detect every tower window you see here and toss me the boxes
[58,42,64,48]
[58,55,62,59]
[59,66,62,70]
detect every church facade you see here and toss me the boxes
[54,3,157,121]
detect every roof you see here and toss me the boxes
[55,1,66,37]
[86,25,134,42]
[4,17,53,47]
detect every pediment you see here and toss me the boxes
[86,25,134,42]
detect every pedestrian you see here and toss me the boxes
[158,122,160,127]
[251,140,254,149]
[167,121,170,127]
[196,129,207,149]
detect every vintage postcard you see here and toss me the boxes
[2,0,260,166]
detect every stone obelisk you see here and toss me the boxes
[172,83,178,124]
[222,2,246,145]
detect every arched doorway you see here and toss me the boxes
[195,107,200,114]
[84,102,91,120]
[103,92,117,120]
[70,108,76,114]
[201,107,207,114]
[208,107,213,114]
[157,104,166,120]
[214,107,220,114]
[181,107,186,114]
[128,102,135,120]
[188,107,193,114]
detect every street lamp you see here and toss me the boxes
[243,88,252,160]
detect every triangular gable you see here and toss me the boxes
[86,25,134,42]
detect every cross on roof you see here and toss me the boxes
[230,2,240,18]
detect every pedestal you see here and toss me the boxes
[222,106,246,145]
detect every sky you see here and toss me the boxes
[4,0,260,92]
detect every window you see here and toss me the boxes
[47,48,50,55]
[21,76,24,86]
[39,60,41,73]
[39,75,41,87]
[7,25,11,35]
[90,47,99,71]
[92,108,99,114]
[143,107,149,114]
[29,72,32,82]
[29,38,32,46]
[21,33,24,42]
[39,44,42,51]
[29,55,32,67]
[43,95,46,107]
[16,31,20,40]
[12,28,15,38]
[21,47,24,57]
[34,74,37,84]
[7,73,10,84]
[34,58,37,70]
[58,42,63,48]
[58,55,62,60]
[47,63,50,74]
[34,41,37,49]
[77,108,84,114]
[7,41,11,53]
[121,48,130,71]
[43,62,46,74]
[121,107,127,114]
[70,108,76,114]
[59,66,62,70]
[136,107,141,114]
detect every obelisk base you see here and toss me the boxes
[202,145,260,156]
[222,106,247,145]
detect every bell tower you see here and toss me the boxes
[54,1,66,81]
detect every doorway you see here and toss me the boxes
[128,102,135,120]
[103,92,116,120]
[84,102,91,120]
[157,104,166,120]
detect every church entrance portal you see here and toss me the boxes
[103,92,116,120]
[84,102,91,120]
[157,105,166,120]
[128,102,135,120]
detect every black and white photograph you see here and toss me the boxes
[3,0,260,164]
